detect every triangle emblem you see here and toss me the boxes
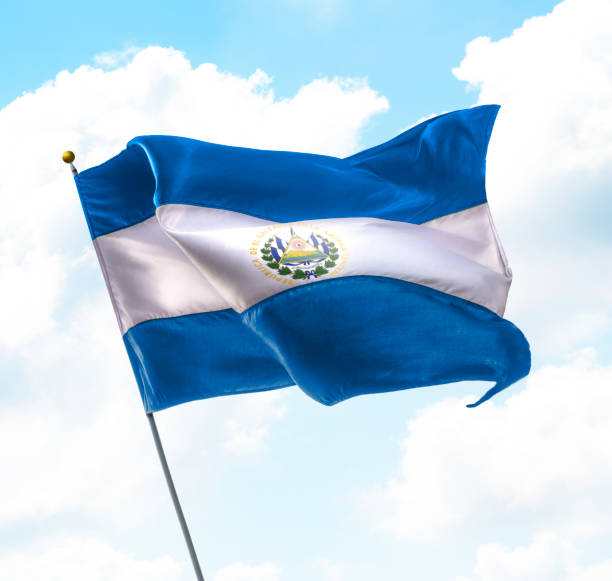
[279,234,329,264]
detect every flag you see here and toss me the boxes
[74,105,530,412]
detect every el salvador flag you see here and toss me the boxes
[75,105,530,412]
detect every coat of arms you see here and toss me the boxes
[250,225,345,282]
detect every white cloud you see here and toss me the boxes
[363,350,612,540]
[213,562,281,581]
[156,388,289,465]
[449,533,612,581]
[545,311,610,355]
[223,391,288,454]
[313,557,349,580]
[0,537,184,581]
[454,0,612,200]
[0,536,285,581]
[0,39,387,553]
[0,296,161,523]
[452,0,612,356]
[358,3,612,570]
[93,46,141,68]
[0,292,289,523]
[0,44,388,552]
[0,46,388,351]
[0,250,64,348]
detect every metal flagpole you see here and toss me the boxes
[146,412,205,581]
[63,151,205,581]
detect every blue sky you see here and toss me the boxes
[4,0,557,143]
[2,1,612,580]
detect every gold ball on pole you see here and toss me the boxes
[62,150,76,164]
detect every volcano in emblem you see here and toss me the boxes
[279,234,329,265]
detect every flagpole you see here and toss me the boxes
[146,412,205,581]
[63,151,205,581]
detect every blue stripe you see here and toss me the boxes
[241,276,530,408]
[123,310,293,412]
[75,105,498,239]
[131,105,498,224]
[121,276,529,412]
[75,146,156,239]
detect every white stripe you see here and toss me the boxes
[157,203,511,316]
[95,216,229,334]
[423,203,511,278]
[94,203,512,334]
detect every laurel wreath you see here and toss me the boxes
[260,236,339,279]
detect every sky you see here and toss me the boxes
[1,0,612,579]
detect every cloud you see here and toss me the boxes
[0,46,388,351]
[0,536,184,581]
[451,0,612,358]
[449,533,612,581]
[357,3,612,570]
[0,45,387,546]
[313,557,349,580]
[0,291,290,525]
[0,250,65,348]
[454,0,612,207]
[363,350,612,540]
[93,47,141,68]
[0,535,284,581]
[213,562,281,581]
[223,391,288,454]
[0,296,161,523]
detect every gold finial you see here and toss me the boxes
[62,150,78,176]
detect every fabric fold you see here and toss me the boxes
[74,104,530,411]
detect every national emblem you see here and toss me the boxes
[253,224,345,281]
